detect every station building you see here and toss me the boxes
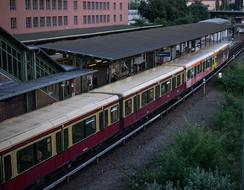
[0,20,231,122]
[39,21,231,87]
[0,0,128,35]
[0,27,95,122]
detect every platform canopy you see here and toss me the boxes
[0,69,96,101]
[39,22,229,61]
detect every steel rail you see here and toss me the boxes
[43,43,244,190]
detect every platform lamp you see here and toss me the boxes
[219,72,244,190]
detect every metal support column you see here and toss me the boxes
[22,51,28,81]
[33,51,37,80]
[108,63,112,83]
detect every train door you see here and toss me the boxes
[99,109,108,130]
[2,154,12,184]
[186,68,193,88]
[212,55,217,71]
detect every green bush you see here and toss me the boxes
[165,167,233,190]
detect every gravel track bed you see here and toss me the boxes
[57,82,225,190]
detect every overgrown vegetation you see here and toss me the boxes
[124,61,244,189]
[137,0,209,26]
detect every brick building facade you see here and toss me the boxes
[0,0,128,35]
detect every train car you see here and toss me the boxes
[92,65,185,128]
[0,93,120,190]
[0,42,230,190]
[170,42,230,88]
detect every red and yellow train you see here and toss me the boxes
[0,42,229,190]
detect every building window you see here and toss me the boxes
[74,16,78,25]
[87,1,90,9]
[73,0,78,10]
[103,2,106,10]
[99,2,102,10]
[58,16,62,26]
[46,16,51,26]
[92,15,95,24]
[58,0,62,9]
[120,2,122,10]
[83,1,86,9]
[26,17,32,28]
[96,2,98,10]
[52,0,56,10]
[33,17,38,27]
[33,0,38,10]
[96,15,99,23]
[25,0,31,10]
[46,0,51,9]
[103,15,106,23]
[64,16,68,25]
[107,15,110,23]
[113,2,116,10]
[100,15,103,23]
[10,18,17,29]
[52,16,57,26]
[40,17,45,27]
[113,15,116,22]
[39,0,44,9]
[83,15,87,24]
[10,0,16,10]
[107,2,109,10]
[92,1,94,10]
[88,15,91,24]
[120,14,122,22]
[63,0,67,9]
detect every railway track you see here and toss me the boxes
[42,41,244,190]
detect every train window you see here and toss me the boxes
[161,80,171,95]
[56,129,69,154]
[187,70,191,80]
[134,95,140,112]
[155,85,160,99]
[194,67,197,77]
[85,116,96,137]
[142,89,154,107]
[172,77,176,89]
[177,74,181,87]
[3,155,11,182]
[111,106,119,123]
[17,137,52,173]
[72,116,96,144]
[203,61,206,71]
[72,121,85,143]
[125,99,132,116]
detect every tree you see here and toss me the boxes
[188,2,209,22]
[138,0,208,25]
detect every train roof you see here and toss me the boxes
[92,65,183,97]
[169,42,230,68]
[0,93,117,153]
